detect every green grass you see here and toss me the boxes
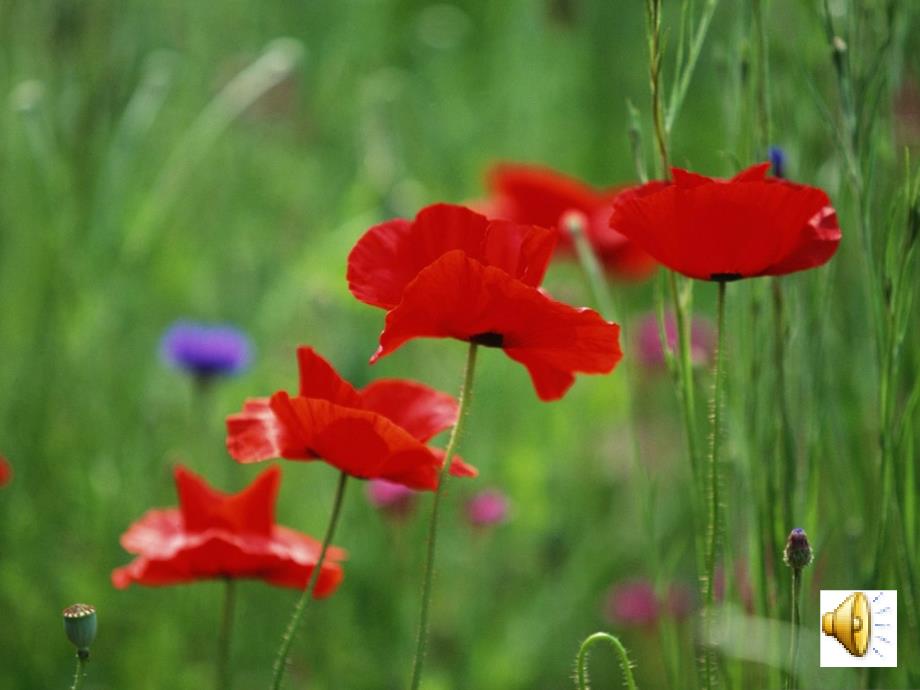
[0,1,918,688]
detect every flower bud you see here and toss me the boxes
[783,528,813,570]
[63,604,97,658]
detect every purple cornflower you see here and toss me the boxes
[635,312,715,369]
[366,479,416,517]
[465,489,510,527]
[769,146,786,179]
[160,321,252,379]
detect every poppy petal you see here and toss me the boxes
[226,398,308,463]
[358,379,458,442]
[271,392,444,490]
[296,347,362,407]
[760,206,841,275]
[347,205,489,310]
[176,465,278,536]
[610,166,832,280]
[429,448,479,478]
[348,203,557,310]
[371,251,622,400]
[113,468,346,592]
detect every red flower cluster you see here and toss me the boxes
[347,203,623,401]
[113,466,344,593]
[226,347,476,490]
[485,164,657,279]
[609,163,840,281]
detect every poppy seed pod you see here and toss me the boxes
[63,604,97,658]
[783,528,813,570]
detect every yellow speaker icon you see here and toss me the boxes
[822,591,871,657]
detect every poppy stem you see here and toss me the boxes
[269,471,348,690]
[408,342,479,690]
[565,213,615,319]
[69,655,87,690]
[575,632,638,690]
[216,578,236,690]
[703,280,728,689]
[785,567,802,690]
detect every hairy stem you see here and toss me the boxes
[785,568,802,690]
[270,471,348,690]
[575,632,638,690]
[408,343,479,690]
[703,281,728,690]
[69,655,87,690]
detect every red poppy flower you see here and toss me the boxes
[226,347,477,490]
[608,163,841,281]
[347,203,622,401]
[486,163,657,279]
[112,465,344,593]
[0,456,11,487]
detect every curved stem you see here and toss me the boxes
[785,568,802,690]
[408,343,479,690]
[703,281,728,690]
[69,655,87,690]
[270,471,348,690]
[575,632,638,690]
[217,578,236,690]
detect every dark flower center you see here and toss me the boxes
[470,332,505,348]
[710,272,743,282]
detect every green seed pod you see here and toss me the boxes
[63,604,97,658]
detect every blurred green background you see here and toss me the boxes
[1,1,918,688]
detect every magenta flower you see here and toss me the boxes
[465,489,510,527]
[604,580,659,626]
[366,479,416,517]
[635,311,715,369]
[604,579,696,626]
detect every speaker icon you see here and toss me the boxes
[822,591,870,656]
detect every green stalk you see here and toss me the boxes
[270,471,348,690]
[408,343,479,690]
[646,0,669,176]
[703,281,728,690]
[785,568,802,690]
[69,656,87,690]
[575,632,638,690]
[771,280,797,566]
[217,579,237,690]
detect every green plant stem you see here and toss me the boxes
[575,632,638,690]
[646,0,668,175]
[217,578,236,690]
[408,343,479,690]
[772,280,797,561]
[785,568,802,690]
[703,281,728,690]
[270,471,348,690]
[69,655,87,690]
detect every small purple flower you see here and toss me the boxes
[366,479,416,517]
[465,489,510,527]
[769,146,786,179]
[784,527,813,570]
[635,312,715,369]
[160,321,252,378]
[604,580,659,627]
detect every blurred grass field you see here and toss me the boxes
[1,1,919,688]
